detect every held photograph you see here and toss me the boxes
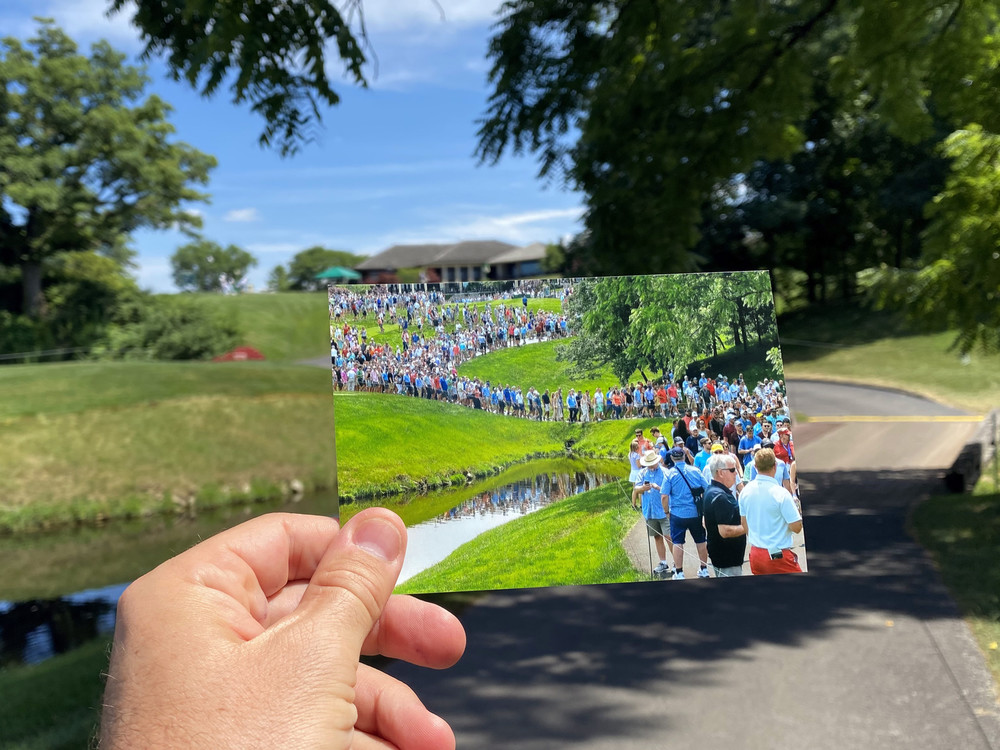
[329,271,806,594]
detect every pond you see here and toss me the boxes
[0,457,624,667]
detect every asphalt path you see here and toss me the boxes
[383,378,1000,749]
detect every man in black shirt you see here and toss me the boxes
[703,453,747,577]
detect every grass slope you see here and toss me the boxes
[457,339,632,394]
[779,302,1000,412]
[177,292,330,361]
[0,360,329,419]
[0,637,108,750]
[0,392,577,531]
[396,482,644,593]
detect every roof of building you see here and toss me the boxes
[491,242,547,264]
[354,240,520,271]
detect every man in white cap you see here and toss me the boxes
[631,450,674,577]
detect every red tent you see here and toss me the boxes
[213,346,266,362]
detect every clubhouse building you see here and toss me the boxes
[354,240,547,284]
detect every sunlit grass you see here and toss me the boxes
[0,637,108,750]
[175,291,331,361]
[396,483,644,594]
[779,303,1000,412]
[0,360,329,419]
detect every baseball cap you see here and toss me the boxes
[711,443,725,453]
[670,447,685,459]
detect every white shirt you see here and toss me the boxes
[738,474,801,552]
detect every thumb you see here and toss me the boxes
[297,508,407,657]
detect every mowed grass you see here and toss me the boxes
[0,391,576,530]
[396,483,644,594]
[178,291,330,361]
[779,302,1000,413]
[333,394,574,498]
[909,482,1000,690]
[0,637,108,750]
[458,338,641,394]
[0,360,330,419]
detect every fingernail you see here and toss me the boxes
[353,518,402,562]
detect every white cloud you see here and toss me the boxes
[354,0,501,32]
[223,208,260,223]
[358,206,584,250]
[4,0,143,48]
[438,207,584,243]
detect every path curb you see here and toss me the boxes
[945,408,999,492]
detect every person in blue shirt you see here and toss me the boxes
[631,451,674,577]
[738,426,759,466]
[663,447,711,580]
[744,440,793,494]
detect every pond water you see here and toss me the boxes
[0,458,624,667]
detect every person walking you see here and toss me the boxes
[631,450,674,577]
[739,448,803,575]
[663,446,711,580]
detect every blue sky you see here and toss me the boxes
[2,0,585,291]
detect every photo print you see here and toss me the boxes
[329,271,805,594]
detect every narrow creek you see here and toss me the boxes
[0,457,624,667]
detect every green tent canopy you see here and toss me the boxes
[315,265,362,281]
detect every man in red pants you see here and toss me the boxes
[739,448,803,575]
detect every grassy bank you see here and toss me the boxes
[909,480,1000,690]
[458,338,633,394]
[339,456,625,527]
[0,360,329,420]
[0,389,580,532]
[0,637,108,749]
[178,291,330,361]
[779,302,1000,413]
[396,482,644,594]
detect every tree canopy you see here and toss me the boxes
[562,272,777,384]
[283,246,366,291]
[171,240,257,292]
[108,0,370,156]
[476,0,1000,352]
[0,19,215,321]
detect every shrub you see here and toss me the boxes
[94,292,241,361]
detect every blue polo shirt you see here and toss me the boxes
[664,463,709,519]
[739,434,759,465]
[634,466,668,520]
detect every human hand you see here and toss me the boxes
[100,509,466,749]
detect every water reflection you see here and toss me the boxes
[0,584,123,667]
[0,459,623,667]
[399,469,614,584]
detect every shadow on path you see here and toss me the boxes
[388,467,1000,749]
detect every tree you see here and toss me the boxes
[171,240,257,292]
[475,0,1000,350]
[286,246,364,291]
[108,0,369,156]
[267,265,292,292]
[561,272,776,384]
[0,20,215,319]
[871,126,1000,353]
